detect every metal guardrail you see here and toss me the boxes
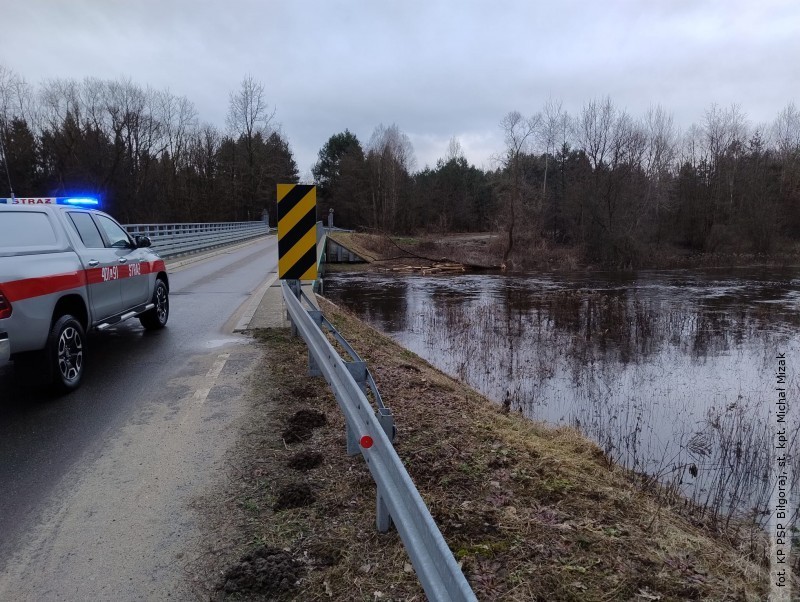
[282,281,477,602]
[123,221,270,258]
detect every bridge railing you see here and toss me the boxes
[123,221,270,258]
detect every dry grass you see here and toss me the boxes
[326,232,388,263]
[327,232,504,270]
[198,301,775,601]
[326,230,585,272]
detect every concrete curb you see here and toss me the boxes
[234,272,279,332]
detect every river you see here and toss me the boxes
[324,267,800,524]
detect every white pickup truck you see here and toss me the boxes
[0,197,169,393]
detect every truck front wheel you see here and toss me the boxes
[47,315,86,394]
[139,279,169,330]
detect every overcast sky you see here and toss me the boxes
[3,0,798,177]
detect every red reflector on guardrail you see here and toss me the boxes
[360,435,373,449]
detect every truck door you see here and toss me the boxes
[65,211,123,321]
[93,214,150,308]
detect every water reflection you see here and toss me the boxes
[325,268,800,524]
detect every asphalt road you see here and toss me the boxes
[0,236,278,599]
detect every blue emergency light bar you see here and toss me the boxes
[0,196,100,207]
[59,197,100,206]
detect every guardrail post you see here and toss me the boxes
[378,407,396,443]
[345,361,367,392]
[308,353,321,377]
[344,360,368,457]
[346,422,360,456]
[308,311,323,376]
[287,280,301,336]
[376,486,392,533]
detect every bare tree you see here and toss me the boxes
[368,123,415,171]
[181,123,220,219]
[77,77,110,136]
[226,75,276,219]
[703,103,747,164]
[226,75,274,141]
[444,136,465,163]
[157,89,198,170]
[0,65,32,194]
[539,98,568,202]
[536,99,572,241]
[575,97,619,170]
[0,65,32,124]
[106,79,148,150]
[366,123,416,230]
[498,110,538,267]
[680,123,705,169]
[643,106,678,176]
[773,102,800,158]
[642,106,678,219]
[703,103,749,213]
[38,78,81,134]
[597,107,647,229]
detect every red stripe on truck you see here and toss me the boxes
[2,271,88,302]
[2,260,166,302]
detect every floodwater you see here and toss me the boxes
[324,268,800,522]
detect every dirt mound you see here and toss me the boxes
[273,482,316,511]
[281,409,327,443]
[287,451,324,471]
[288,409,327,429]
[221,546,302,597]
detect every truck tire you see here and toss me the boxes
[139,279,169,330]
[47,314,86,394]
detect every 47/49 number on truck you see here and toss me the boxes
[101,263,142,282]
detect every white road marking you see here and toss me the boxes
[194,352,230,403]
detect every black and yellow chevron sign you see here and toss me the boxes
[277,184,318,281]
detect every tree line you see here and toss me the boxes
[0,67,297,225]
[3,63,799,266]
[315,99,800,267]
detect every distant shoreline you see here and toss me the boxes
[324,231,800,273]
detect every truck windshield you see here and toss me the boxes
[0,212,58,248]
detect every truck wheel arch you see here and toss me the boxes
[52,295,89,332]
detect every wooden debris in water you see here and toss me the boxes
[384,262,466,275]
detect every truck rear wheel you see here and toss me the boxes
[47,315,85,394]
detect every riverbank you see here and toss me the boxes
[194,296,772,601]
[327,231,800,272]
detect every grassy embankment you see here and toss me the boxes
[202,296,773,601]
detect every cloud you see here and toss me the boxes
[4,0,799,172]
